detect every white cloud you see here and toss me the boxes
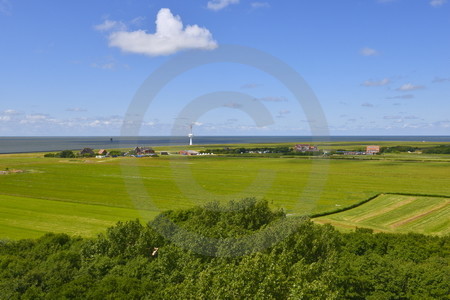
[362,78,390,86]
[430,0,447,7]
[207,0,239,11]
[94,20,126,32]
[19,114,55,125]
[396,83,425,91]
[130,16,146,26]
[360,47,379,56]
[251,2,270,8]
[3,109,19,115]
[108,8,217,56]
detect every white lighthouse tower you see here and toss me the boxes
[188,123,193,146]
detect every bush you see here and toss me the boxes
[59,150,76,158]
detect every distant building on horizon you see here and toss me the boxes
[80,148,95,156]
[366,145,380,155]
[179,150,198,156]
[294,144,318,152]
[134,147,155,155]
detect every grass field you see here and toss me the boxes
[314,194,450,235]
[1,142,450,239]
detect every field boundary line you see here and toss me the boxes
[0,193,154,212]
[310,192,450,219]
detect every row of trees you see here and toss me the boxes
[200,147,324,156]
[44,150,125,158]
[421,145,450,154]
[44,150,77,158]
[1,199,448,299]
[380,145,450,154]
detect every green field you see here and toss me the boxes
[1,143,450,239]
[314,194,450,235]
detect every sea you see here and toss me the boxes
[1,136,450,154]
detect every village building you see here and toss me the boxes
[80,148,95,156]
[134,147,155,155]
[366,145,380,155]
[179,150,199,156]
[294,144,318,152]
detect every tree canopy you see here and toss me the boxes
[0,198,448,299]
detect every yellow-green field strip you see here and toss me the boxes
[313,193,450,235]
[0,194,154,240]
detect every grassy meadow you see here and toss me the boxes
[314,194,450,235]
[1,141,450,239]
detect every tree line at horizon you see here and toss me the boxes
[0,198,448,299]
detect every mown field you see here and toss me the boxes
[1,142,450,239]
[314,194,450,235]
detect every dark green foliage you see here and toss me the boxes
[200,146,323,156]
[108,150,124,156]
[59,150,76,158]
[381,144,450,154]
[381,146,419,153]
[0,199,448,299]
[422,145,450,154]
[202,146,292,155]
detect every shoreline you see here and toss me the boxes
[1,136,450,155]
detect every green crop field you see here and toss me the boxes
[314,194,450,235]
[1,143,450,239]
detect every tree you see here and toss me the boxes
[59,150,75,158]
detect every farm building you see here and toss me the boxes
[134,147,155,155]
[179,150,199,156]
[366,145,380,154]
[160,151,169,155]
[98,149,107,155]
[80,148,95,156]
[294,144,318,152]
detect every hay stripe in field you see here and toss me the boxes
[389,200,449,228]
[313,194,450,235]
[351,195,414,223]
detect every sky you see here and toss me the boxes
[0,0,449,136]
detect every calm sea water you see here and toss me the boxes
[1,136,449,154]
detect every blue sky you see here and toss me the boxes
[0,0,449,136]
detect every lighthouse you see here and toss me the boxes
[188,124,193,146]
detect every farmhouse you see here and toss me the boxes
[366,145,380,155]
[98,149,107,155]
[294,144,318,152]
[341,151,365,155]
[134,147,155,155]
[80,148,95,156]
[179,150,199,156]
